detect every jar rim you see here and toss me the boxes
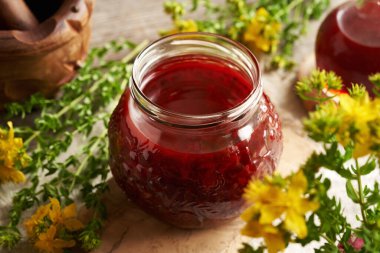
[130,32,263,128]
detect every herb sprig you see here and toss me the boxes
[240,71,380,252]
[0,39,148,251]
[162,0,329,69]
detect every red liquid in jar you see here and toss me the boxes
[109,55,282,228]
[315,1,380,95]
[142,57,252,115]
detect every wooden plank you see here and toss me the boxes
[91,0,172,45]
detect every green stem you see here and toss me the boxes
[321,234,337,247]
[274,0,304,19]
[68,130,108,193]
[24,130,40,147]
[56,77,105,118]
[355,158,368,225]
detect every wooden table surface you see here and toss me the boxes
[2,0,346,252]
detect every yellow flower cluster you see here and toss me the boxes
[241,171,319,253]
[24,198,84,253]
[243,8,282,53]
[0,121,29,184]
[336,93,380,158]
[306,88,380,158]
[162,19,198,36]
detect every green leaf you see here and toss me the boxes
[359,159,376,175]
[346,180,359,203]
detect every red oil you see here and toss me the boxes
[109,55,282,228]
[315,1,380,95]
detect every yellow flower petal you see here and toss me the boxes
[48,198,61,224]
[35,239,55,253]
[38,225,57,241]
[7,122,14,139]
[241,221,262,238]
[62,203,77,219]
[298,198,320,214]
[24,204,51,237]
[242,220,285,253]
[284,210,307,239]
[289,170,307,193]
[61,203,84,231]
[0,121,29,184]
[163,19,198,35]
[259,205,285,224]
[241,220,278,238]
[264,233,286,253]
[243,8,281,53]
[241,205,259,222]
[63,218,84,231]
[0,166,26,183]
[35,225,76,253]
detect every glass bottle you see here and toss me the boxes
[315,0,380,95]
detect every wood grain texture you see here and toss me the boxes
[0,0,38,30]
[91,0,172,45]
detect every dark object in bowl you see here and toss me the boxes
[0,0,94,106]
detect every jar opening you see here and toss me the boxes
[131,32,262,128]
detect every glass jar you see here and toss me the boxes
[315,0,380,96]
[108,33,283,229]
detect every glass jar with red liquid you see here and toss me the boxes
[108,33,283,229]
[315,0,380,95]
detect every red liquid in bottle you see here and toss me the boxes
[109,55,282,228]
[316,1,380,95]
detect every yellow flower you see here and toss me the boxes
[48,198,84,231]
[369,118,380,158]
[24,198,84,253]
[337,94,380,157]
[241,171,319,252]
[242,220,285,253]
[24,204,51,237]
[305,86,380,157]
[162,19,198,36]
[242,179,287,222]
[0,121,29,184]
[283,171,319,238]
[243,8,281,53]
[35,226,75,253]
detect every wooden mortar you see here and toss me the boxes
[0,0,94,106]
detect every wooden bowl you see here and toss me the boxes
[0,0,94,105]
